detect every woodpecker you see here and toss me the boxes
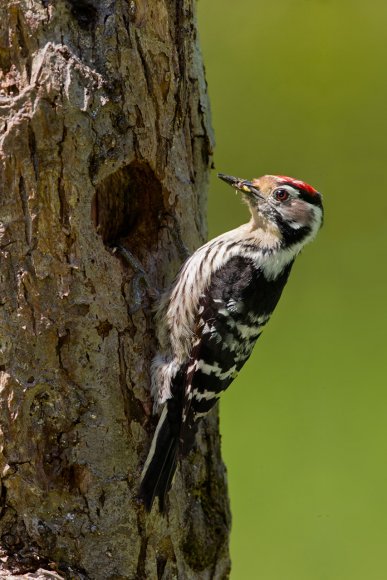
[139,173,324,511]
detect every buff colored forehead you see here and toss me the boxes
[250,174,318,198]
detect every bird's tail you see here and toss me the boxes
[138,406,179,512]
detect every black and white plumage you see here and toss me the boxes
[139,173,324,511]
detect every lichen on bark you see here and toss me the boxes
[0,1,231,578]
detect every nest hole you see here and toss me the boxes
[92,161,163,250]
[67,0,98,29]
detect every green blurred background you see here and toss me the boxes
[198,1,387,578]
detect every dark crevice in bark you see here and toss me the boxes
[58,125,71,229]
[135,521,149,580]
[56,328,71,369]
[171,1,189,134]
[0,480,6,514]
[135,31,152,98]
[18,175,32,249]
[156,554,168,579]
[28,122,39,181]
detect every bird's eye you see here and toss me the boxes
[274,188,290,202]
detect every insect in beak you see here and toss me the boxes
[218,173,265,202]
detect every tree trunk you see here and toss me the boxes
[0,1,231,578]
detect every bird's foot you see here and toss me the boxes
[111,245,159,314]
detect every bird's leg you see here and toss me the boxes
[160,212,191,262]
[111,245,159,314]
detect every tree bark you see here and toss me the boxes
[0,1,231,578]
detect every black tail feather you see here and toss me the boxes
[139,407,179,512]
[154,442,178,513]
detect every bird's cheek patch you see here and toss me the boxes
[280,199,313,228]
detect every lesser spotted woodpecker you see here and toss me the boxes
[139,173,324,511]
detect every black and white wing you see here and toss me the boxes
[178,254,294,452]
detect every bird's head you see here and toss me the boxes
[218,173,324,247]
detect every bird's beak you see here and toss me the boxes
[217,173,265,201]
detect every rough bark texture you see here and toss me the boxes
[0,1,231,578]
